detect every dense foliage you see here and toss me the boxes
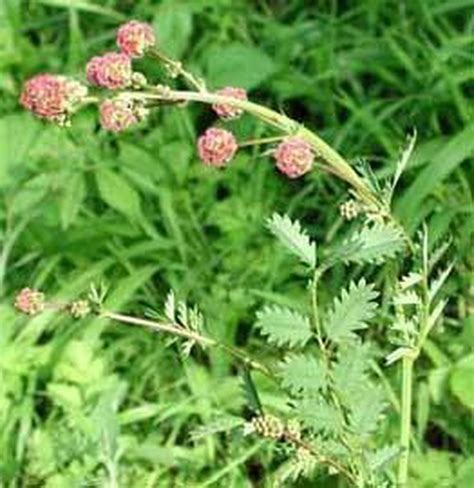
[1,1,472,486]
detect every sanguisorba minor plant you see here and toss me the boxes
[16,20,454,487]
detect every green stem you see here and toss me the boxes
[123,88,381,210]
[101,310,273,378]
[397,355,414,487]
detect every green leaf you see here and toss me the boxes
[333,342,371,402]
[154,2,193,59]
[450,354,474,409]
[297,398,342,435]
[60,172,85,229]
[241,367,263,415]
[349,384,387,437]
[267,213,316,268]
[324,280,378,342]
[341,223,405,264]
[368,445,400,472]
[280,354,325,396]
[95,168,142,222]
[206,42,276,90]
[255,305,312,348]
[396,123,474,227]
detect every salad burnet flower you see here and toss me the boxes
[99,97,148,133]
[273,137,314,178]
[20,74,88,124]
[197,128,238,167]
[14,288,45,316]
[117,21,156,58]
[212,86,248,120]
[86,52,132,89]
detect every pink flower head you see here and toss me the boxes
[99,98,144,132]
[14,288,45,315]
[20,74,88,122]
[212,87,248,120]
[197,128,238,167]
[117,21,156,58]
[273,137,314,178]
[86,52,132,89]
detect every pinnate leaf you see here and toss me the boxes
[267,213,316,268]
[341,223,405,264]
[255,305,312,347]
[324,280,378,342]
[297,398,342,435]
[280,354,325,396]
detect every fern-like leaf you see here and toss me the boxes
[349,384,387,438]
[342,223,405,264]
[267,213,316,268]
[324,280,378,342]
[297,398,342,435]
[280,354,325,396]
[333,342,371,403]
[255,305,312,347]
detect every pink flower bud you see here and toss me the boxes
[117,21,156,58]
[212,86,248,120]
[197,128,238,167]
[86,52,132,89]
[20,74,88,123]
[273,137,314,178]
[14,288,45,316]
[99,98,145,132]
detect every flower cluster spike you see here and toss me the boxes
[117,20,156,58]
[19,19,356,182]
[14,288,45,315]
[20,74,88,125]
[99,97,148,132]
[197,128,238,167]
[273,137,314,178]
[212,86,248,120]
[86,52,132,89]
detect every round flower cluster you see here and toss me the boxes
[117,20,156,58]
[20,74,88,124]
[197,128,238,167]
[212,86,248,120]
[14,288,45,315]
[99,97,148,132]
[86,52,132,89]
[273,137,314,178]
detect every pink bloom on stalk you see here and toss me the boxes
[86,52,132,89]
[273,137,314,178]
[197,128,238,167]
[212,86,248,120]
[117,20,156,58]
[20,74,88,122]
[14,288,45,316]
[99,98,141,132]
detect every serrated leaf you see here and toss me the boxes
[349,384,387,437]
[368,445,400,471]
[297,398,342,435]
[267,213,316,268]
[324,280,378,342]
[280,354,325,396]
[343,223,405,264]
[255,305,312,347]
[333,342,371,401]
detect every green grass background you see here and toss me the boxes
[0,0,472,486]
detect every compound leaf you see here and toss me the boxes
[267,213,316,268]
[324,280,378,342]
[280,354,325,396]
[255,305,312,348]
